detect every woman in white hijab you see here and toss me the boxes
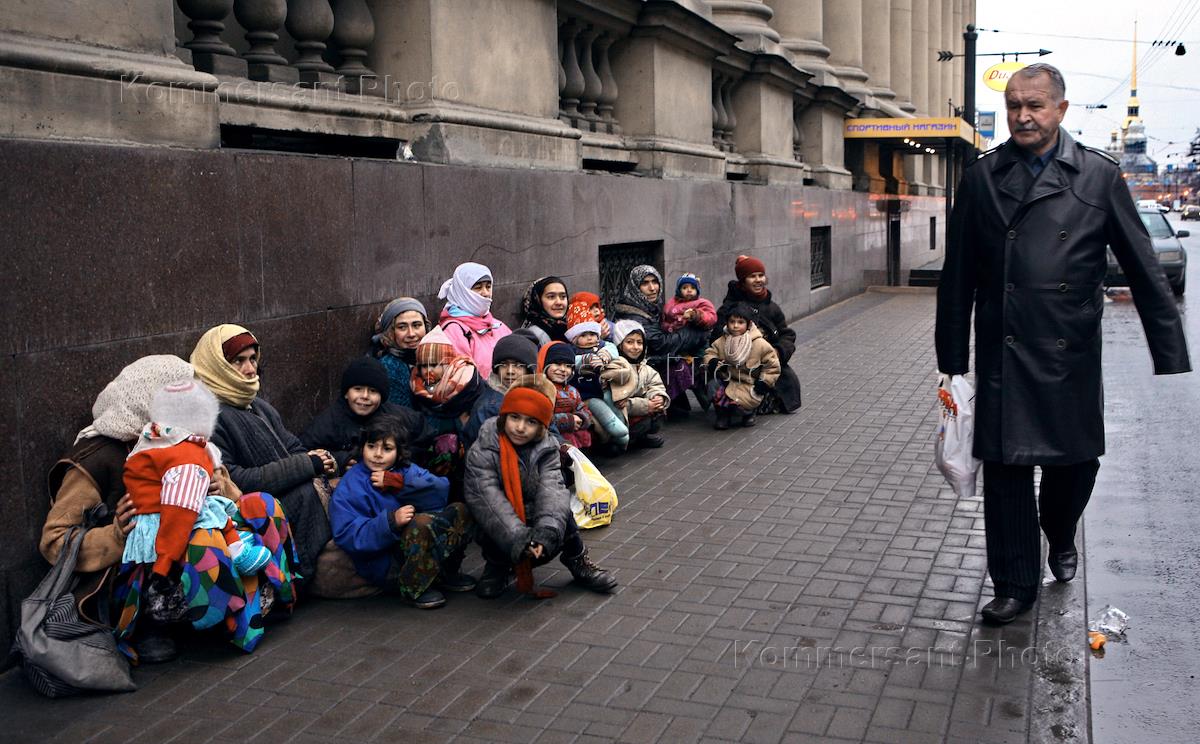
[437,262,513,372]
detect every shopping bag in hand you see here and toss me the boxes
[567,447,618,528]
[934,374,981,498]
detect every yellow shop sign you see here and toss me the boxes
[982,61,1027,92]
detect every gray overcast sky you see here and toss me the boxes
[973,0,1199,166]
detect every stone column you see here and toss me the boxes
[910,0,928,115]
[890,0,915,112]
[941,0,954,115]
[822,0,869,98]
[862,0,895,102]
[926,0,942,117]
[706,0,781,48]
[773,0,837,87]
[906,0,929,191]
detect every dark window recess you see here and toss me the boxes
[221,125,404,159]
[598,240,664,318]
[810,226,831,290]
[930,216,938,250]
[582,159,638,173]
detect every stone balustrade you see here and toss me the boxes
[557,2,637,136]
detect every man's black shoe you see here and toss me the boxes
[634,433,664,449]
[1048,550,1078,582]
[475,562,510,599]
[980,597,1034,625]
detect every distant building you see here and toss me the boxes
[1105,23,1158,201]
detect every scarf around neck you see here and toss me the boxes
[191,324,261,408]
[617,265,664,319]
[411,357,480,408]
[724,326,755,368]
[439,262,493,318]
[499,431,557,599]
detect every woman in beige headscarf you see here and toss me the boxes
[192,324,336,582]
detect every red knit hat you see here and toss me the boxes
[499,387,553,428]
[221,331,258,362]
[735,255,766,282]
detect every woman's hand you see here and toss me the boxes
[393,505,415,527]
[647,396,667,414]
[573,414,586,430]
[115,493,137,536]
[308,449,337,475]
[213,466,243,501]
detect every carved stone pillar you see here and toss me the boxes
[286,0,339,88]
[234,0,297,83]
[822,0,869,98]
[862,0,895,102]
[331,0,379,94]
[577,27,604,130]
[560,20,586,128]
[942,0,954,114]
[773,0,837,87]
[177,0,248,76]
[594,32,621,134]
[889,0,915,112]
[926,0,942,116]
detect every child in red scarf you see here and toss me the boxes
[462,378,617,599]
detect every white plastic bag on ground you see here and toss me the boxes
[934,373,981,498]
[567,447,618,528]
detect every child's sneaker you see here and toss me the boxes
[231,542,272,576]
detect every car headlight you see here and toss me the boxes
[1158,250,1182,262]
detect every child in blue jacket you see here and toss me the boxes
[329,415,475,608]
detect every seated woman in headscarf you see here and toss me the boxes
[39,355,299,664]
[409,327,488,495]
[518,276,570,346]
[190,325,336,584]
[369,297,430,408]
[438,262,512,372]
[612,265,709,417]
[301,357,433,475]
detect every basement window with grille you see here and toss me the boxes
[598,241,664,318]
[810,226,831,290]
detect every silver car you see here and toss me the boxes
[1107,209,1189,296]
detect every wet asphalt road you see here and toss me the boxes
[1087,212,1200,744]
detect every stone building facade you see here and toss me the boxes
[0,0,974,651]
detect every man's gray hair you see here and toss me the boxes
[1012,63,1066,101]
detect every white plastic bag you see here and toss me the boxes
[567,447,618,528]
[934,374,981,498]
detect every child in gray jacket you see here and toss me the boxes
[463,376,617,599]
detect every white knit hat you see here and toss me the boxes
[565,320,603,342]
[612,319,645,346]
[150,379,220,439]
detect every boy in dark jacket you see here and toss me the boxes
[463,377,617,599]
[329,416,474,608]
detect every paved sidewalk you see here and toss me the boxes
[1,290,1088,743]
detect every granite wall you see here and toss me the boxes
[0,137,944,652]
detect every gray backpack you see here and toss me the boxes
[11,523,137,697]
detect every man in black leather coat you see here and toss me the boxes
[935,64,1190,624]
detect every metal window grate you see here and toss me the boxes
[598,241,664,318]
[810,226,831,289]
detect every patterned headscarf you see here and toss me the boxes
[77,355,195,443]
[616,265,664,318]
[191,324,261,409]
[519,276,569,339]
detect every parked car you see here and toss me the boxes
[1106,209,1189,296]
[1182,204,1200,221]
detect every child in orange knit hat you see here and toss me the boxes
[463,378,617,599]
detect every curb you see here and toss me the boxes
[1028,522,1093,743]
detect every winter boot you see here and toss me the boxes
[475,561,511,599]
[561,549,618,593]
[714,409,731,430]
[634,432,665,449]
[408,588,447,609]
[437,550,477,593]
[741,412,757,427]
